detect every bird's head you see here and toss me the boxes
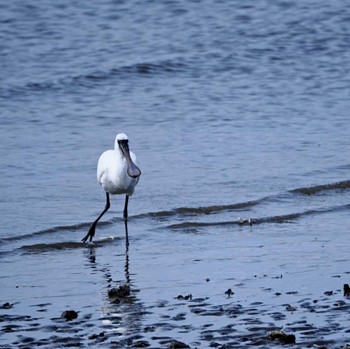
[115,133,141,178]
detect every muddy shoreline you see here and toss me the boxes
[2,274,350,349]
[2,200,350,349]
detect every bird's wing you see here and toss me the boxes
[97,150,113,185]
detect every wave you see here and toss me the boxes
[0,58,190,98]
[20,241,85,252]
[1,179,349,246]
[70,59,189,87]
[134,199,261,219]
[0,219,119,244]
[19,237,117,253]
[0,222,91,243]
[166,203,350,230]
[289,180,350,196]
[136,179,350,220]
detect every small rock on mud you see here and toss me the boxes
[268,330,296,344]
[168,340,190,348]
[108,284,131,299]
[2,302,12,309]
[61,310,78,321]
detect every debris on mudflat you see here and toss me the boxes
[285,304,296,312]
[344,284,350,297]
[268,330,296,344]
[61,310,78,321]
[175,294,192,301]
[238,218,253,226]
[133,340,151,347]
[225,288,234,297]
[108,284,131,299]
[88,332,105,340]
[1,302,12,309]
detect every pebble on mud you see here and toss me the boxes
[343,284,350,297]
[268,330,296,344]
[61,310,78,321]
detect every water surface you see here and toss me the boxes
[1,0,350,347]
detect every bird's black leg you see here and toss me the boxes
[82,193,110,243]
[123,195,129,246]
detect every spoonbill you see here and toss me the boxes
[82,133,141,244]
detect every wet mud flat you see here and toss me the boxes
[2,181,350,348]
[2,262,350,349]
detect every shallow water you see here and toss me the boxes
[1,0,350,347]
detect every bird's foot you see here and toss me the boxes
[82,224,96,243]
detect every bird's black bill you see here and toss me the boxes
[119,140,141,178]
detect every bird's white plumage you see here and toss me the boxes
[115,133,128,143]
[82,133,140,244]
[97,134,139,196]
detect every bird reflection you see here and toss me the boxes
[85,240,130,288]
[84,239,144,341]
[124,244,130,284]
[86,240,130,285]
[88,248,96,265]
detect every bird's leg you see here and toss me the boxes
[123,195,129,246]
[82,193,110,243]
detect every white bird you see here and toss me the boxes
[82,133,141,244]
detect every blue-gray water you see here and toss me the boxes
[1,0,350,348]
